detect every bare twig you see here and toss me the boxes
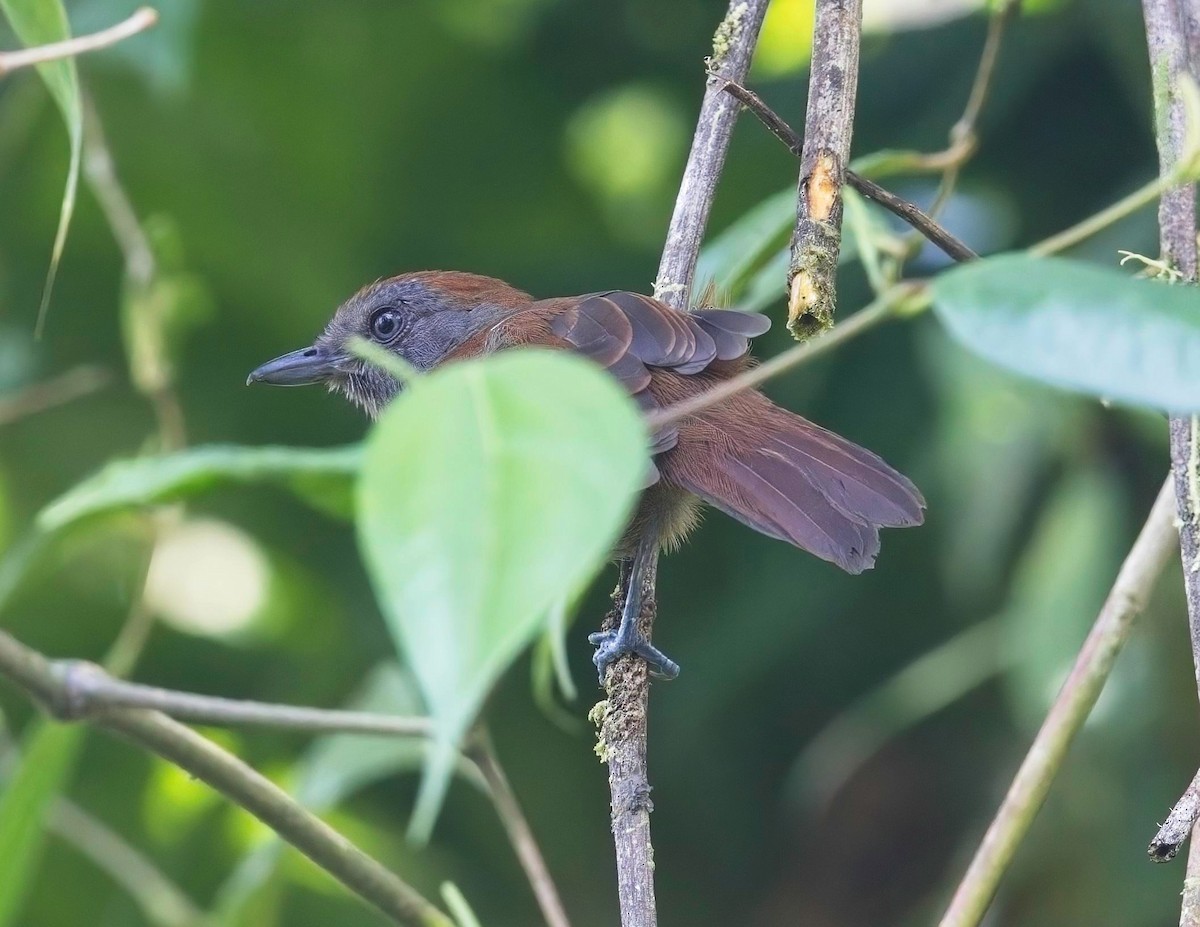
[845,173,979,262]
[0,365,110,427]
[716,78,978,262]
[919,0,1020,224]
[653,0,770,309]
[938,479,1178,927]
[469,732,572,927]
[83,100,187,451]
[602,4,767,926]
[1141,0,1200,889]
[0,7,157,77]
[1153,766,1200,861]
[0,631,453,927]
[50,660,434,737]
[786,0,862,339]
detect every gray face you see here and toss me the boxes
[247,275,515,418]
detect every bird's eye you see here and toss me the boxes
[369,308,404,343]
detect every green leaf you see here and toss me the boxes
[931,254,1200,412]
[0,720,86,927]
[1,0,82,333]
[356,350,646,838]
[695,187,793,302]
[38,444,361,533]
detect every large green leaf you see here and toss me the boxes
[38,444,361,533]
[931,254,1200,412]
[0,720,86,927]
[356,349,646,838]
[1,0,82,331]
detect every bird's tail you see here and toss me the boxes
[669,392,924,573]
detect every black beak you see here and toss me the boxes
[246,346,344,386]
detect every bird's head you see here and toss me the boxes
[247,271,531,417]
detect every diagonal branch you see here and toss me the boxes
[468,732,572,927]
[715,77,978,262]
[0,630,453,927]
[938,479,1178,927]
[653,0,769,309]
[787,0,863,339]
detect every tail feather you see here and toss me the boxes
[668,396,924,573]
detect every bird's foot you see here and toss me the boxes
[588,626,680,684]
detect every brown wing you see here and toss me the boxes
[549,291,771,469]
[551,291,924,572]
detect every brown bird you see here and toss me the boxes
[248,271,924,681]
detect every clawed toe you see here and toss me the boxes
[590,628,679,684]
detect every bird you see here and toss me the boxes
[248,271,925,683]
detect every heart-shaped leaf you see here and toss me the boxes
[356,349,646,838]
[931,254,1200,412]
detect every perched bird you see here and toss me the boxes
[248,271,924,681]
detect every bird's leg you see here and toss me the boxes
[588,531,679,684]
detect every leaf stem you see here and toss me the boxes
[0,7,158,77]
[50,660,434,737]
[469,732,572,927]
[1030,173,1174,256]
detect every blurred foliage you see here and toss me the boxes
[0,1,1192,927]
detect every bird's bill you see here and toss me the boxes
[246,346,345,386]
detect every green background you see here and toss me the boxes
[0,1,1191,925]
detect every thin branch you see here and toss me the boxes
[1141,0,1200,893]
[604,5,768,927]
[469,732,572,927]
[83,100,155,287]
[51,659,434,737]
[1029,172,1177,256]
[653,0,770,309]
[919,0,1020,223]
[787,0,863,339]
[1153,765,1200,860]
[938,479,1178,927]
[0,631,452,927]
[716,78,978,262]
[647,284,918,430]
[0,7,157,77]
[83,99,187,451]
[0,365,110,427]
[844,173,979,262]
[50,799,210,927]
